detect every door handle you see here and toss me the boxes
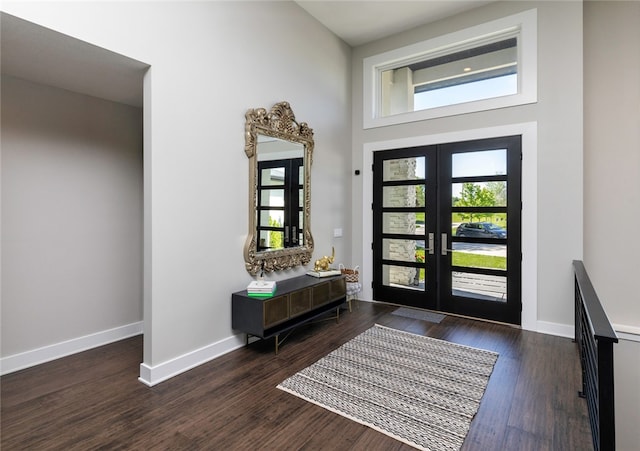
[441,233,455,255]
[427,233,434,255]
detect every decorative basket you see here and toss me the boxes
[339,264,359,283]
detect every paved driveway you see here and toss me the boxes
[452,242,506,257]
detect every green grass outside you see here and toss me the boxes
[452,252,506,270]
[415,247,505,272]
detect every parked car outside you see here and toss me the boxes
[456,222,507,238]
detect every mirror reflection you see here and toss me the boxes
[243,101,314,275]
[256,136,304,251]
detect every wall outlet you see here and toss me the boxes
[333,228,343,237]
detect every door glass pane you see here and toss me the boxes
[382,239,425,263]
[258,230,284,251]
[452,217,507,240]
[451,212,507,238]
[452,271,507,302]
[259,210,283,227]
[261,167,285,185]
[452,182,507,207]
[260,189,284,207]
[382,264,424,291]
[452,149,506,177]
[382,213,425,235]
[383,157,425,181]
[451,242,506,270]
[383,185,425,208]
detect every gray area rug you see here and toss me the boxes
[391,307,447,323]
[277,324,498,451]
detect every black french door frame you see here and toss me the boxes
[372,145,438,310]
[438,136,522,324]
[372,136,522,325]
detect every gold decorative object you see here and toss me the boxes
[243,102,314,275]
[314,247,335,272]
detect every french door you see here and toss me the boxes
[372,136,522,325]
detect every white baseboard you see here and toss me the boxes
[0,321,143,375]
[536,320,574,339]
[536,321,640,342]
[138,333,246,387]
[613,323,640,343]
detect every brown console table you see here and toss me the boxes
[232,274,346,353]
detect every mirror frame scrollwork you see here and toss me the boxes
[243,101,314,275]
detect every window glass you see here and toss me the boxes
[452,182,507,207]
[381,38,517,117]
[451,214,507,237]
[259,210,283,227]
[363,9,537,129]
[382,239,425,263]
[451,242,507,270]
[258,230,284,251]
[452,149,506,177]
[452,272,507,302]
[382,264,425,291]
[383,213,426,235]
[415,74,517,110]
[383,186,425,208]
[260,167,284,186]
[260,189,284,207]
[382,157,425,181]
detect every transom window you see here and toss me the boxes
[363,9,537,129]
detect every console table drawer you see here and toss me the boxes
[289,288,312,317]
[312,282,331,307]
[330,277,346,299]
[264,295,288,327]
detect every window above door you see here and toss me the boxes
[363,9,537,129]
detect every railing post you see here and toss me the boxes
[573,260,618,451]
[597,338,616,451]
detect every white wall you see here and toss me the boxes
[351,1,583,334]
[1,76,143,358]
[584,2,640,335]
[0,1,351,384]
[584,2,640,447]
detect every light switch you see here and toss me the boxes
[333,228,343,237]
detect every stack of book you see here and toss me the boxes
[306,269,341,278]
[246,279,277,298]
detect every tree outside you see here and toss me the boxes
[454,183,496,222]
[269,217,283,249]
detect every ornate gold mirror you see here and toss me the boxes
[244,102,314,274]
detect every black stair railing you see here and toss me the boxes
[573,260,618,451]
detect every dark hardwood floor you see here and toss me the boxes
[1,301,592,450]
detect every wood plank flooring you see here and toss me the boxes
[1,301,592,450]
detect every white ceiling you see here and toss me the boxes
[295,1,493,46]
[1,13,149,107]
[1,2,491,107]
